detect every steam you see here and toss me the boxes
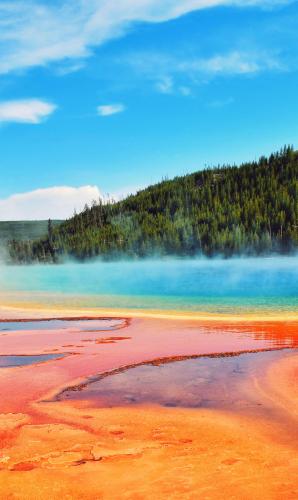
[0,256,297,313]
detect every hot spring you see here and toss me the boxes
[0,256,297,313]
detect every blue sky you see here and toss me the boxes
[0,0,298,219]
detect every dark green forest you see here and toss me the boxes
[7,147,298,263]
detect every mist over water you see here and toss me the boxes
[0,257,297,312]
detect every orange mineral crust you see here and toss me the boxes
[0,314,297,499]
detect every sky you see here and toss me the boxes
[0,0,298,220]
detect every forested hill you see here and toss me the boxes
[8,147,298,263]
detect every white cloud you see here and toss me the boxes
[156,76,174,94]
[0,186,101,220]
[208,96,235,107]
[180,51,281,75]
[179,86,192,96]
[125,49,282,95]
[97,104,125,116]
[156,76,192,96]
[134,49,281,77]
[0,0,292,75]
[0,99,56,124]
[109,184,146,201]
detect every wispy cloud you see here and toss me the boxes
[156,76,193,96]
[0,99,56,124]
[97,104,125,116]
[207,96,235,108]
[125,49,283,95]
[179,86,192,96]
[180,51,282,75]
[0,0,293,75]
[156,76,174,94]
[0,186,101,220]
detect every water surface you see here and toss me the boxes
[0,353,63,368]
[60,349,297,421]
[1,257,297,313]
[0,318,125,332]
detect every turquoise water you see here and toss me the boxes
[0,257,297,313]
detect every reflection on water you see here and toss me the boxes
[0,318,125,332]
[0,353,63,368]
[60,349,296,418]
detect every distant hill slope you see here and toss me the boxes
[7,147,298,263]
[0,220,62,244]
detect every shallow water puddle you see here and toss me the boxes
[59,349,297,418]
[0,353,63,368]
[0,318,126,332]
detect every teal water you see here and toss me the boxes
[0,257,297,313]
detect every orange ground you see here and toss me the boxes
[0,308,297,499]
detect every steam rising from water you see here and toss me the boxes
[0,257,297,312]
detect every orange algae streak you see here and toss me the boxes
[0,315,297,499]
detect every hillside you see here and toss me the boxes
[7,147,298,263]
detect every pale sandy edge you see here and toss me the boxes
[0,303,297,322]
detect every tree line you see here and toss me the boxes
[7,146,298,263]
